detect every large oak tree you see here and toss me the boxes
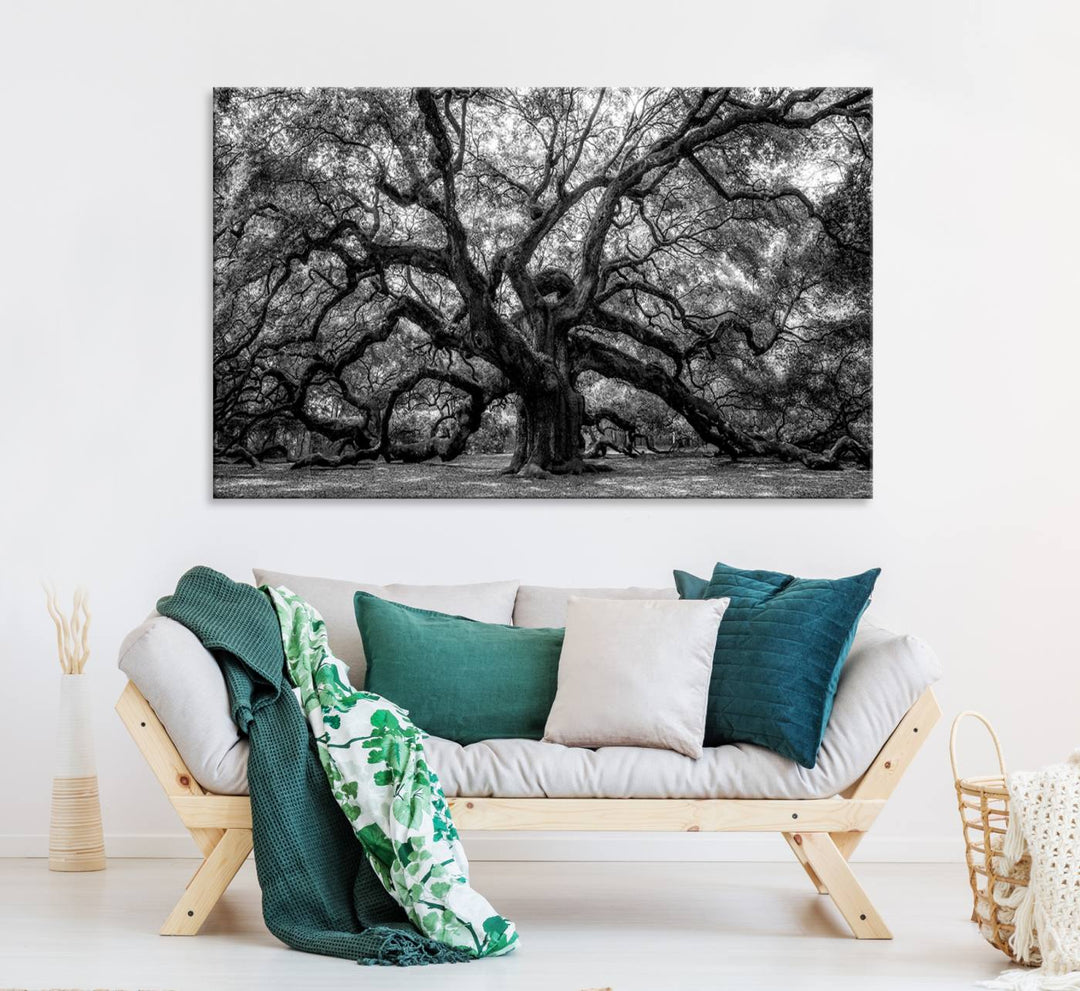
[214,87,872,476]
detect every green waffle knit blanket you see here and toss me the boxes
[157,566,471,966]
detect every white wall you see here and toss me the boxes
[2,0,1078,862]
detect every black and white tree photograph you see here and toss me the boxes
[213,87,872,498]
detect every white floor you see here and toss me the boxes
[0,858,1011,990]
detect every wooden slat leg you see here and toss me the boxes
[115,682,226,859]
[783,831,829,894]
[798,833,891,939]
[161,828,253,936]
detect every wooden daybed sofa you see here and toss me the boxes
[116,574,942,941]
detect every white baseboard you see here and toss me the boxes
[0,832,962,862]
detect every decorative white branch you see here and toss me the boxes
[43,582,92,675]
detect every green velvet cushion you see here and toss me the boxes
[673,570,710,601]
[674,563,879,768]
[355,592,563,746]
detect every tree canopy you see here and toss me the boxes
[213,87,872,478]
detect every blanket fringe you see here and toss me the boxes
[978,969,1080,990]
[997,806,1038,965]
[1004,806,1027,864]
[359,926,473,967]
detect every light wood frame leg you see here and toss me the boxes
[781,695,941,928]
[116,682,247,933]
[161,828,253,935]
[798,832,891,939]
[831,689,942,862]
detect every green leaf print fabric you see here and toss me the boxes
[264,585,518,960]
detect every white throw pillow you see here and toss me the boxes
[543,596,729,759]
[252,569,519,685]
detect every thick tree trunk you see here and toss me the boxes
[519,384,583,474]
[499,299,610,476]
[496,296,590,474]
[508,379,611,476]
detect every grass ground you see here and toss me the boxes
[214,452,871,499]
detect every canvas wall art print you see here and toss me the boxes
[213,87,872,498]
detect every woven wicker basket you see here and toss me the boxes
[950,711,1036,964]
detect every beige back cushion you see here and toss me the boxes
[252,569,519,685]
[512,584,678,628]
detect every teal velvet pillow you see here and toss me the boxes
[674,563,879,768]
[355,592,563,745]
[673,570,710,601]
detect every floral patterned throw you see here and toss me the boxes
[264,585,518,960]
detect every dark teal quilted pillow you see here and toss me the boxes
[674,563,879,768]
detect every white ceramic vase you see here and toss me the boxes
[49,674,105,871]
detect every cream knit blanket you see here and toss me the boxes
[981,751,1080,990]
